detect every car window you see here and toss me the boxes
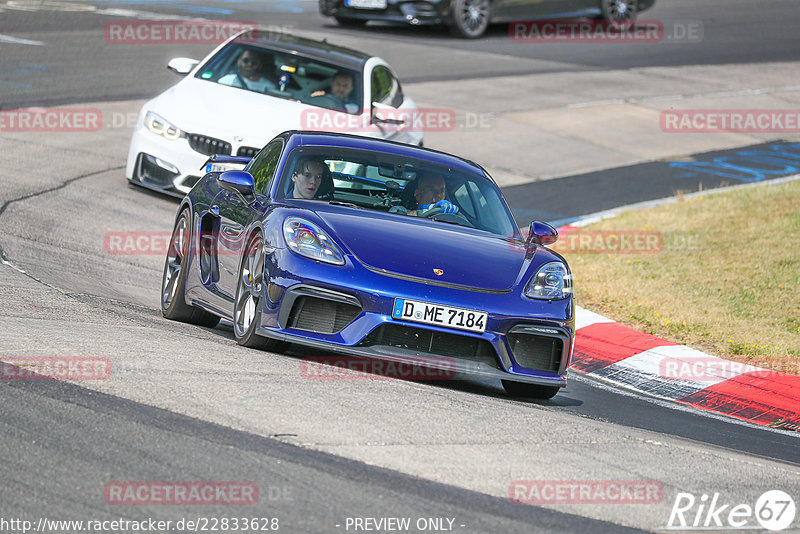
[248,140,283,196]
[195,42,363,114]
[371,66,403,108]
[278,147,518,237]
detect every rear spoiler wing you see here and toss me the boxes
[200,154,253,171]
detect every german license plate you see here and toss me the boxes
[392,298,487,333]
[345,0,386,8]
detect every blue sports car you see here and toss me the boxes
[161,131,574,398]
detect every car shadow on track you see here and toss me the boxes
[320,21,513,41]
[208,321,582,406]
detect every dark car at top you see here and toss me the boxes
[320,0,655,38]
[161,131,574,399]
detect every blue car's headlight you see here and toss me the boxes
[145,111,185,141]
[283,217,345,266]
[525,262,571,300]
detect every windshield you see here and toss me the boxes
[277,147,519,238]
[194,42,362,115]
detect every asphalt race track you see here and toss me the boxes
[1,1,800,533]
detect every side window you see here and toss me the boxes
[371,66,403,108]
[249,140,282,195]
[452,182,477,219]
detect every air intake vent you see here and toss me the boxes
[508,334,562,372]
[361,324,499,369]
[287,296,361,334]
[188,134,232,156]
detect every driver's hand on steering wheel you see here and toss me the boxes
[311,90,326,97]
[418,199,459,216]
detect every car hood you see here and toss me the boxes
[317,210,527,292]
[149,78,349,147]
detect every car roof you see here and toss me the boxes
[282,131,492,179]
[232,30,372,71]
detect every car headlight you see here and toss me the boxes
[283,217,345,266]
[525,262,571,300]
[145,111,185,141]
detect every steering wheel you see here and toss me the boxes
[424,209,475,228]
[308,94,346,112]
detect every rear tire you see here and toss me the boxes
[233,233,288,352]
[161,209,220,328]
[335,16,367,27]
[599,0,637,25]
[502,380,560,399]
[449,0,490,38]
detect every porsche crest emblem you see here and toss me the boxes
[433,269,444,276]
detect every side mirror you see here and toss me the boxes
[217,170,255,196]
[167,57,199,76]
[526,221,558,248]
[371,102,405,125]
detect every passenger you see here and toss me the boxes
[288,157,327,199]
[311,71,358,113]
[218,49,276,92]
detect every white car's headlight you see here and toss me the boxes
[525,262,571,300]
[283,217,345,266]
[145,111,185,141]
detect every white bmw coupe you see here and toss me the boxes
[126,30,422,197]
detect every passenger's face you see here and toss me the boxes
[238,51,263,79]
[292,161,325,199]
[415,176,446,206]
[331,75,353,100]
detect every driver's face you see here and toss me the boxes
[238,51,263,79]
[292,161,325,199]
[415,175,446,206]
[331,75,353,100]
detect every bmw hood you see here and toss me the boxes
[148,78,353,148]
[317,210,527,292]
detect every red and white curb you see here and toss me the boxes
[555,177,800,431]
[572,307,800,431]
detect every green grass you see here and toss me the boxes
[563,179,800,372]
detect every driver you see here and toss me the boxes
[405,172,459,216]
[218,49,276,93]
[311,71,358,113]
[287,157,326,199]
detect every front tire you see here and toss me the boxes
[502,380,560,399]
[449,0,490,38]
[233,233,288,352]
[161,209,220,328]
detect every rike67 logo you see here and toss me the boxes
[666,490,796,531]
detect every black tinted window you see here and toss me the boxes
[249,140,282,195]
[371,66,403,108]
